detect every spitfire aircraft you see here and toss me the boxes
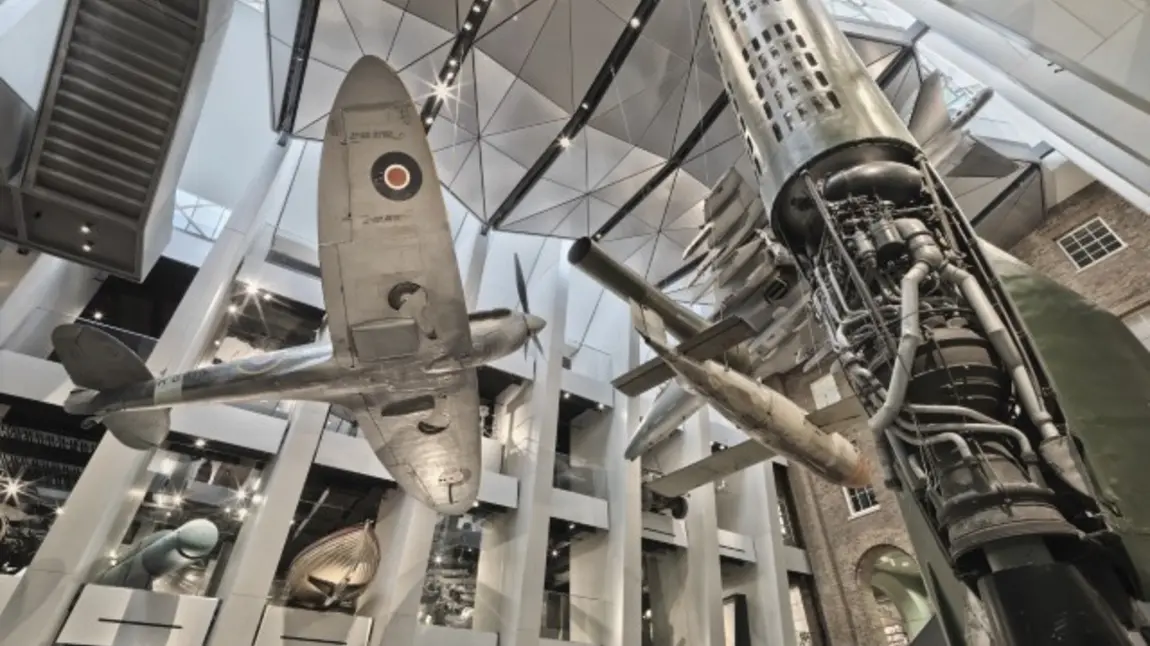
[50,56,546,515]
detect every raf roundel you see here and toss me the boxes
[371,151,423,201]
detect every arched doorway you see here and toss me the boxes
[858,545,933,645]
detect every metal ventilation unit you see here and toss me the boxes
[0,0,207,281]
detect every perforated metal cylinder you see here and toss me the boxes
[703,0,920,232]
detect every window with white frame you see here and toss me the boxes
[844,485,880,517]
[1057,217,1125,270]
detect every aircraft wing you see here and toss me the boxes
[332,370,483,514]
[613,315,759,396]
[646,440,777,498]
[318,56,471,369]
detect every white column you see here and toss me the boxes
[0,140,290,646]
[358,492,438,646]
[485,240,569,646]
[204,402,329,646]
[567,296,644,646]
[459,230,490,309]
[0,252,101,356]
[472,383,526,634]
[742,462,798,646]
[646,409,725,646]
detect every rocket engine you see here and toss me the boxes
[704,0,1141,642]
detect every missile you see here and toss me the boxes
[624,381,706,461]
[638,333,868,487]
[95,519,218,588]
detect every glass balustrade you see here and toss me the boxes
[540,590,606,641]
[553,452,609,499]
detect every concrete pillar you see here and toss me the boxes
[567,296,644,646]
[358,492,438,646]
[0,139,289,646]
[203,402,328,646]
[460,230,490,309]
[0,252,101,356]
[646,409,725,646]
[472,383,526,634]
[471,240,569,646]
[739,462,798,646]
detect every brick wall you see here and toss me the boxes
[773,368,918,646]
[1009,182,1150,316]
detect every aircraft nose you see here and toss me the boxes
[526,314,547,334]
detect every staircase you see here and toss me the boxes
[5,0,207,279]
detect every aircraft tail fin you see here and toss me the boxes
[51,324,170,450]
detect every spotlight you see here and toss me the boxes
[448,58,458,67]
[262,292,272,301]
[562,392,570,400]
[425,116,434,125]
[93,311,104,321]
[80,224,91,234]
[629,17,641,28]
[81,242,93,253]
[558,136,572,149]
[462,21,472,31]
[227,304,239,315]
[194,438,206,448]
[433,80,452,100]
[596,403,604,411]
[551,549,559,557]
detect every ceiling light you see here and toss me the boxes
[252,494,264,504]
[471,3,481,12]
[435,555,443,564]
[93,311,104,321]
[213,340,221,347]
[194,438,206,448]
[512,14,519,21]
[245,283,259,295]
[80,224,91,234]
[55,507,64,515]
[81,242,93,253]
[562,392,570,400]
[558,136,572,149]
[568,523,575,530]
[447,58,457,67]
[172,495,184,506]
[596,403,604,411]
[580,102,589,110]
[551,549,559,557]
[629,17,641,28]
[463,21,472,31]
[227,304,239,315]
[425,116,434,125]
[445,71,456,82]
[262,292,272,301]
[472,501,480,508]
[237,508,248,520]
[433,80,452,99]
[235,489,248,501]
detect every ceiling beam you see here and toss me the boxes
[420,0,497,130]
[484,0,665,232]
[274,0,322,134]
[591,93,730,240]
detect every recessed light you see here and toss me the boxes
[558,136,571,148]
[80,224,91,234]
[81,242,93,252]
[448,58,457,67]
[462,21,472,31]
[630,17,641,28]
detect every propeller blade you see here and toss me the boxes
[514,253,531,315]
[531,331,545,355]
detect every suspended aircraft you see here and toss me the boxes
[50,56,546,515]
